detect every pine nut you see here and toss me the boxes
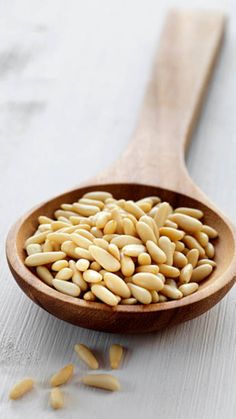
[140,215,160,240]
[205,242,215,258]
[25,231,48,247]
[104,219,117,235]
[191,264,213,282]
[108,243,120,260]
[74,344,99,369]
[174,207,203,219]
[9,378,34,400]
[89,245,120,272]
[122,244,146,257]
[96,212,111,229]
[183,235,205,257]
[83,291,96,301]
[50,387,64,410]
[73,203,100,216]
[124,200,145,219]
[120,254,135,277]
[201,224,218,238]
[35,266,53,286]
[132,273,164,291]
[194,231,209,247]
[136,221,157,243]
[52,279,81,296]
[50,364,74,387]
[93,238,109,251]
[75,229,94,241]
[179,263,193,284]
[173,251,187,268]
[83,191,112,201]
[179,282,199,296]
[80,198,104,210]
[187,249,199,267]
[165,279,177,287]
[90,261,101,271]
[104,272,131,298]
[123,217,136,236]
[151,290,159,303]
[161,285,183,300]
[165,220,178,229]
[120,298,137,305]
[159,265,180,278]
[55,268,73,281]
[61,241,78,258]
[138,252,152,265]
[38,215,53,224]
[175,241,185,252]
[47,232,71,243]
[76,259,90,271]
[55,209,76,219]
[146,240,167,264]
[159,294,168,302]
[51,221,69,231]
[154,202,171,227]
[128,283,152,304]
[75,247,94,260]
[159,236,173,265]
[197,259,217,267]
[71,233,93,249]
[159,227,184,241]
[109,344,124,369]
[83,270,103,283]
[26,243,42,255]
[135,265,159,274]
[111,235,142,248]
[169,213,202,232]
[25,251,66,267]
[82,374,120,391]
[91,284,118,306]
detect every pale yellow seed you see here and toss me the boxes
[137,201,152,212]
[50,364,74,387]
[61,203,74,211]
[91,285,118,306]
[9,378,34,400]
[128,283,152,304]
[25,251,66,267]
[191,264,213,282]
[93,238,109,251]
[47,232,71,244]
[51,260,69,271]
[132,272,164,291]
[38,224,51,232]
[42,240,54,252]
[197,259,217,267]
[159,227,185,241]
[123,217,136,236]
[103,234,119,242]
[83,291,96,301]
[80,198,104,209]
[169,213,202,233]
[104,219,117,235]
[159,294,168,302]
[76,259,90,271]
[164,220,178,229]
[159,264,180,278]
[187,249,200,268]
[136,221,157,243]
[194,231,209,247]
[61,241,78,258]
[135,265,159,275]
[73,203,100,216]
[111,235,142,248]
[52,279,81,296]
[165,279,177,287]
[83,191,112,201]
[104,272,131,298]
[75,344,99,369]
[108,243,120,260]
[38,215,53,224]
[57,216,71,224]
[55,209,76,219]
[179,282,199,296]
[96,212,111,229]
[124,200,145,219]
[75,247,94,261]
[151,290,159,303]
[123,212,138,225]
[201,225,218,239]
[55,268,73,281]
[173,251,187,268]
[90,261,102,271]
[120,254,135,277]
[89,245,121,272]
[50,387,64,410]
[90,227,103,238]
[146,240,167,264]
[161,285,183,300]
[138,252,152,265]
[175,241,185,252]
[122,244,146,257]
[110,208,123,234]
[70,233,92,249]
[75,229,95,241]
[26,243,42,256]
[174,207,204,219]
[154,202,171,227]
[51,221,70,231]
[120,298,137,305]
[83,270,103,283]
[109,344,124,369]
[24,231,48,248]
[205,242,215,258]
[82,374,120,391]
[179,263,193,284]
[69,262,88,291]
[183,235,205,257]
[158,236,173,265]
[61,225,79,233]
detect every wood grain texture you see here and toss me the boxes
[1,1,236,418]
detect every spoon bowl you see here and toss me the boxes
[6,10,236,333]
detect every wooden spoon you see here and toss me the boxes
[6,10,236,333]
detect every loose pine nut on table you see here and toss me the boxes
[24,191,218,306]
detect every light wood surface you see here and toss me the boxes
[6,10,236,334]
[1,1,236,418]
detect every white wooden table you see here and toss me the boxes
[1,1,236,418]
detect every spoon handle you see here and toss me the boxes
[96,10,225,199]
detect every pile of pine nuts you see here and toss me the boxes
[9,343,123,410]
[24,191,218,305]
